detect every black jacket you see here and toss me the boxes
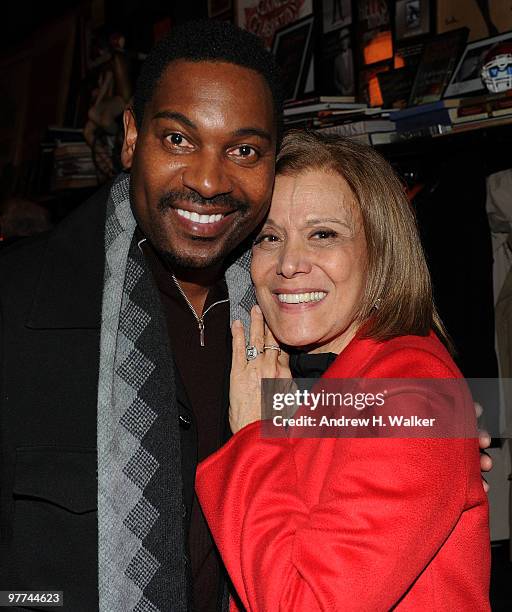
[0,187,198,611]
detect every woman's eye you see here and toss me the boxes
[253,233,279,246]
[312,230,338,240]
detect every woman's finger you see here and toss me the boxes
[263,322,291,378]
[263,321,280,361]
[249,304,265,352]
[231,320,246,369]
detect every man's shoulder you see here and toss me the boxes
[0,181,111,291]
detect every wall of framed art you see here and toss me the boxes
[235,0,313,49]
[437,0,512,41]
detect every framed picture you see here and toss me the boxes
[395,0,430,40]
[272,15,315,102]
[317,26,355,96]
[357,0,393,66]
[236,0,313,49]
[444,30,512,97]
[408,28,468,105]
[437,0,512,42]
[322,0,352,34]
[208,0,232,18]
[358,61,393,107]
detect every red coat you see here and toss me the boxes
[196,333,490,611]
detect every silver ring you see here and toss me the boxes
[263,345,281,355]
[246,345,261,361]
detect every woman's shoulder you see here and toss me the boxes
[325,331,462,379]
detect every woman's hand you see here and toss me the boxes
[230,305,291,434]
[475,402,492,493]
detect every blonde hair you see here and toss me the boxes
[276,129,449,345]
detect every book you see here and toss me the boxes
[344,131,400,146]
[284,107,368,124]
[408,29,468,106]
[370,131,402,145]
[54,143,92,158]
[451,115,512,133]
[283,102,367,117]
[390,123,452,140]
[491,108,512,119]
[377,67,416,109]
[317,119,395,137]
[393,109,453,132]
[44,126,86,144]
[390,99,462,120]
[284,95,356,108]
[449,108,488,124]
[53,176,99,190]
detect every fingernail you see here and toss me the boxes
[253,305,262,314]
[479,433,491,446]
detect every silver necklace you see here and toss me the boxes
[170,274,229,347]
[137,237,229,347]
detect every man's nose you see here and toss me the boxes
[276,239,312,278]
[181,149,233,199]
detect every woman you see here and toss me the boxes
[196,131,490,610]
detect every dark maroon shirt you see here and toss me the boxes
[141,236,231,611]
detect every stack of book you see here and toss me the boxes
[285,96,401,145]
[449,92,512,133]
[286,92,512,148]
[388,92,512,141]
[53,141,98,191]
[40,127,99,191]
[389,100,459,141]
[283,96,369,129]
[316,118,398,145]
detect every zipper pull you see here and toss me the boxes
[198,319,205,347]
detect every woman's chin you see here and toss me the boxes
[276,332,324,351]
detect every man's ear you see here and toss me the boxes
[121,108,138,169]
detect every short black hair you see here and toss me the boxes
[133,20,283,134]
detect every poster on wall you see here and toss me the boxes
[272,15,315,101]
[317,27,355,96]
[236,0,313,49]
[358,0,393,66]
[322,0,352,34]
[395,0,430,40]
[444,30,512,97]
[437,0,512,42]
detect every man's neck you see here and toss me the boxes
[137,229,225,314]
[168,263,224,315]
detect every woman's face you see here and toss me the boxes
[251,169,368,353]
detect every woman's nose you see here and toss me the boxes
[276,240,312,278]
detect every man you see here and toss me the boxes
[0,20,281,612]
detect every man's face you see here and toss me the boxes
[122,60,277,269]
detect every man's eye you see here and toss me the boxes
[165,133,192,148]
[229,145,259,160]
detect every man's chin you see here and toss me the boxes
[157,248,225,271]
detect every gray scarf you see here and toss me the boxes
[97,173,254,611]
